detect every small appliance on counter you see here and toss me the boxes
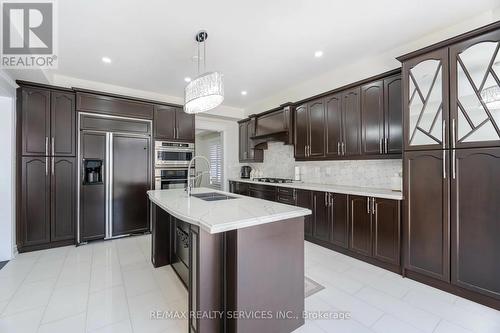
[241,165,252,179]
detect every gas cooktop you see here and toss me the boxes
[253,177,293,184]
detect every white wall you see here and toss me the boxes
[195,115,242,191]
[245,8,500,114]
[0,70,17,261]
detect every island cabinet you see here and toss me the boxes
[17,83,77,253]
[349,195,401,268]
[154,105,195,142]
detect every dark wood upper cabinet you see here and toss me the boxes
[384,75,403,154]
[342,87,362,156]
[154,105,176,139]
[312,191,329,242]
[308,100,326,157]
[175,109,195,141]
[449,29,500,150]
[76,92,154,119]
[294,104,308,158]
[361,81,384,155]
[238,122,247,161]
[154,105,194,142]
[21,87,51,156]
[238,118,263,162]
[373,198,400,265]
[329,193,348,249]
[51,92,76,156]
[451,147,500,300]
[325,93,343,158]
[255,110,286,136]
[20,157,50,247]
[51,157,76,242]
[349,195,372,256]
[404,150,450,282]
[403,48,449,151]
[296,189,313,238]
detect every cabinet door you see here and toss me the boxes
[403,48,449,150]
[238,122,247,161]
[21,87,51,156]
[20,157,50,247]
[361,81,384,155]
[451,147,500,299]
[325,93,343,158]
[296,189,312,238]
[154,105,176,140]
[112,134,150,236]
[330,193,348,248]
[245,119,258,161]
[450,30,500,149]
[175,109,195,141]
[308,100,325,157]
[294,104,308,158]
[51,92,76,156]
[349,195,372,256]
[373,198,400,265]
[51,157,76,242]
[404,150,450,282]
[312,191,329,242]
[384,75,403,154]
[342,88,362,156]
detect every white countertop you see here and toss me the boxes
[229,178,404,200]
[147,188,312,234]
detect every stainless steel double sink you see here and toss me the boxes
[191,192,238,201]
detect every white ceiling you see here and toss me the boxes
[7,0,499,109]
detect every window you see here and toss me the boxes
[207,135,223,190]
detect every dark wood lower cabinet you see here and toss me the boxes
[349,195,372,256]
[312,191,329,241]
[19,156,76,252]
[404,150,450,282]
[330,193,349,249]
[451,147,500,300]
[295,189,313,238]
[373,198,400,265]
[51,157,76,242]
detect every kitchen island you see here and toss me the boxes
[148,188,312,333]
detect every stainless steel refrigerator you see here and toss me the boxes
[77,113,151,243]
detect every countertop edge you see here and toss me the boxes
[228,179,404,200]
[148,190,312,234]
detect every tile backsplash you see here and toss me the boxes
[246,142,402,189]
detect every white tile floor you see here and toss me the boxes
[0,235,498,333]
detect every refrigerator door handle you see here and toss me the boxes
[108,133,114,239]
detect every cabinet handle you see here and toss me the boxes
[342,142,345,156]
[337,142,340,156]
[379,139,383,154]
[325,192,328,206]
[452,118,456,149]
[51,137,54,156]
[367,197,370,214]
[452,149,456,180]
[45,157,48,175]
[329,193,334,207]
[51,157,54,175]
[45,137,48,155]
[442,120,446,149]
[371,198,376,215]
[384,138,388,154]
[442,150,446,179]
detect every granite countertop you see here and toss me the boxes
[147,188,312,234]
[229,178,404,200]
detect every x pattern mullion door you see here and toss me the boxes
[406,50,448,149]
[452,37,500,147]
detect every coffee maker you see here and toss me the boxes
[240,165,252,179]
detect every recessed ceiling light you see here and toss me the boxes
[101,57,112,64]
[314,51,323,58]
[241,91,247,96]
[184,77,192,83]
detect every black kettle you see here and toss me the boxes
[240,165,252,179]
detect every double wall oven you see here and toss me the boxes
[154,141,195,190]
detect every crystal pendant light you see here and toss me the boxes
[184,31,224,114]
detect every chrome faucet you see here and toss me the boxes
[186,155,212,196]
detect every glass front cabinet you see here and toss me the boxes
[403,28,500,151]
[450,29,500,149]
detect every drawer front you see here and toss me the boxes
[277,195,295,205]
[277,187,295,196]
